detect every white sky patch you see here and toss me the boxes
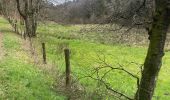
[48,0,73,5]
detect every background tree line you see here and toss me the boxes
[0,0,155,32]
[45,0,154,26]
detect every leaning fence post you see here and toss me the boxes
[42,43,47,64]
[64,48,71,88]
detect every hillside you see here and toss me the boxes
[0,17,65,100]
[0,17,170,100]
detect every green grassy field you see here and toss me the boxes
[0,18,65,100]
[37,21,170,99]
[0,17,170,100]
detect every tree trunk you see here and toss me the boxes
[25,15,37,37]
[135,0,170,100]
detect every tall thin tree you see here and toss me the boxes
[135,0,170,100]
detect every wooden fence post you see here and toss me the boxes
[64,48,71,88]
[42,43,47,64]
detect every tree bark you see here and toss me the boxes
[25,15,37,37]
[135,0,170,100]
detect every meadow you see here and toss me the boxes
[0,17,170,100]
[0,18,65,100]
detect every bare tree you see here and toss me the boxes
[135,0,170,100]
[15,0,42,37]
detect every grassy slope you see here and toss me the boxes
[37,22,170,99]
[0,17,169,100]
[0,18,65,99]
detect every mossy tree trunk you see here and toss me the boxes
[135,0,170,100]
